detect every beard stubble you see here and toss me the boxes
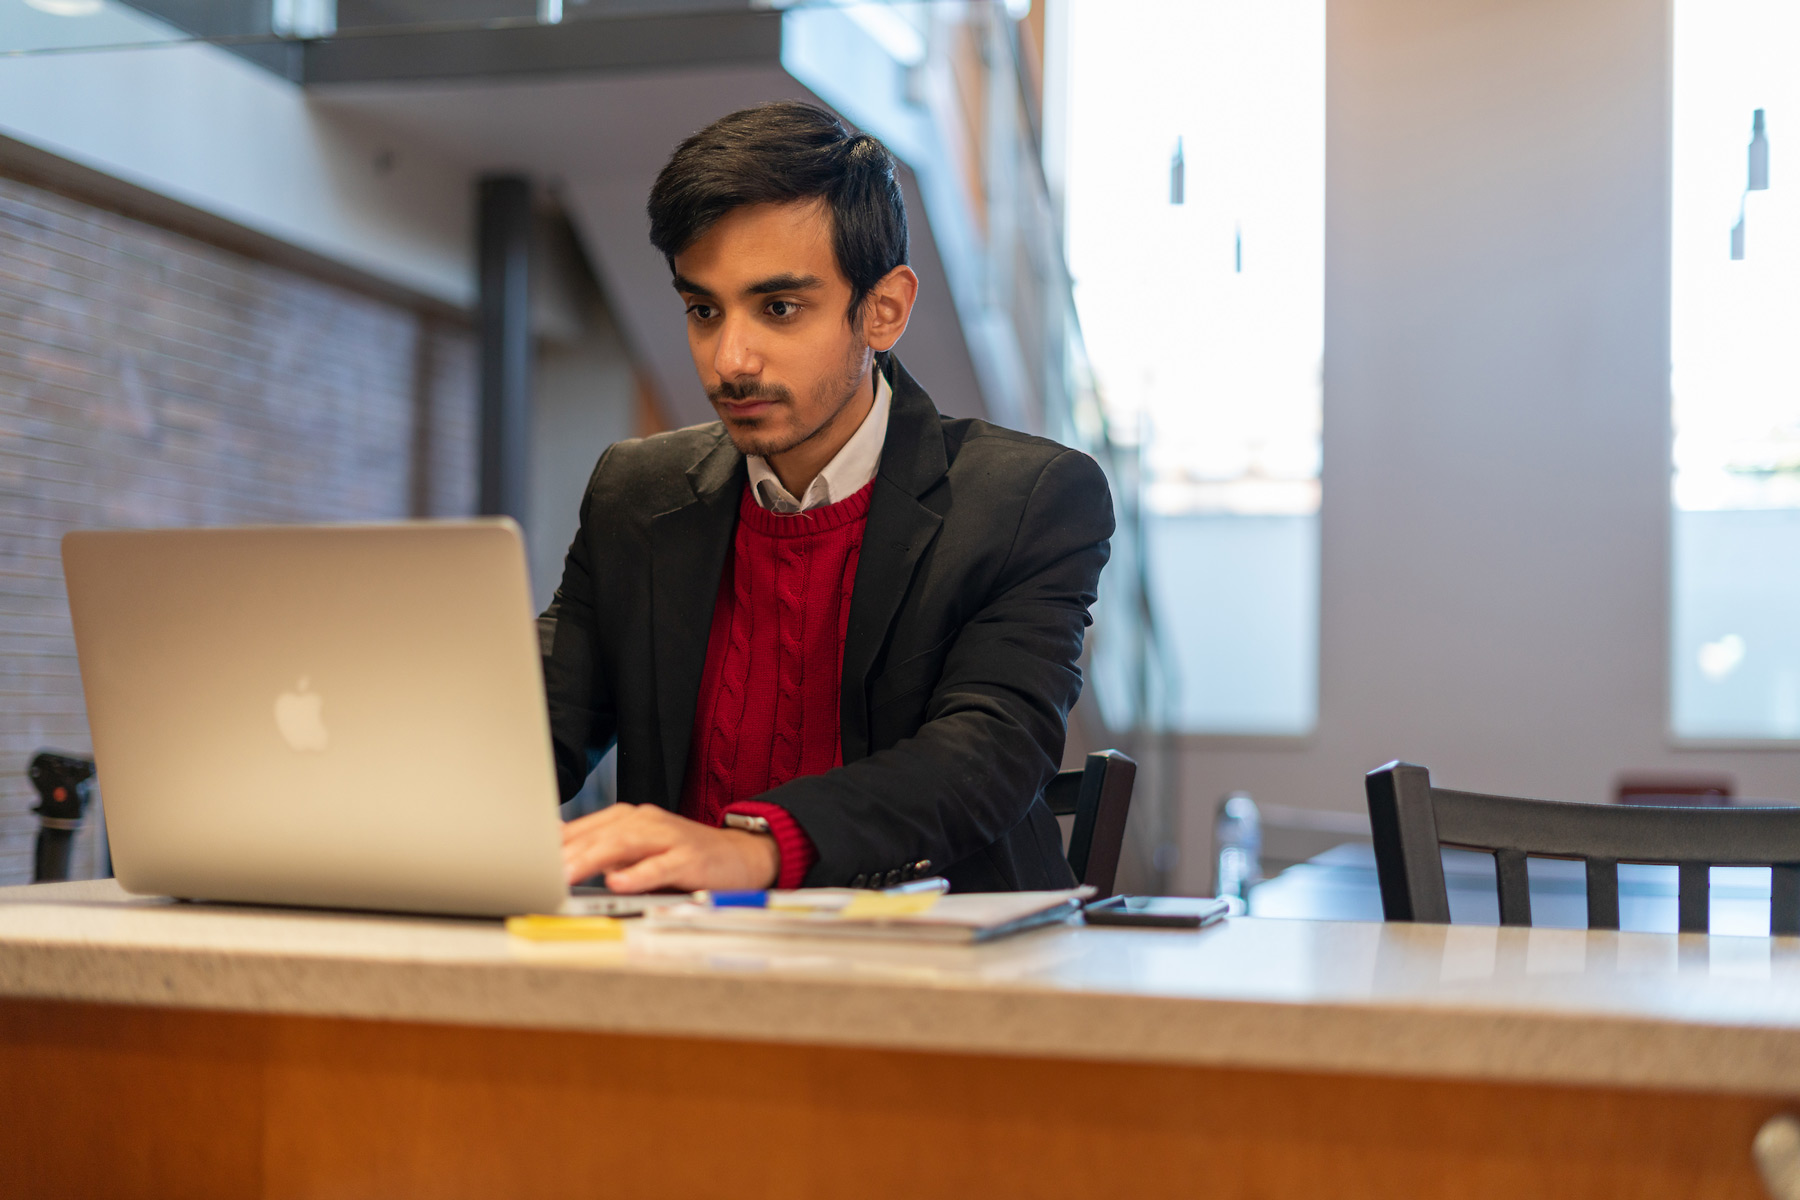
[710,337,871,460]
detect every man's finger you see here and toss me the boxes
[605,846,694,894]
[560,802,640,843]
[561,801,682,845]
[563,804,662,848]
[564,833,657,883]
[562,816,683,882]
[563,811,675,863]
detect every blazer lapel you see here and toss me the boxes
[649,432,745,809]
[840,357,949,763]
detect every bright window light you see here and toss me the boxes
[1065,0,1324,734]
[1671,0,1800,740]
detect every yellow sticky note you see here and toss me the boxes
[840,891,941,920]
[506,914,626,942]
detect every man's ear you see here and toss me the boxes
[860,265,919,353]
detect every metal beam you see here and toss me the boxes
[111,0,303,79]
[302,11,781,85]
[477,174,533,526]
[112,4,782,86]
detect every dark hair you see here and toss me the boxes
[647,102,909,322]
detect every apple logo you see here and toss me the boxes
[274,677,329,752]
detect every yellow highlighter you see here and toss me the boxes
[505,914,626,942]
[840,890,942,919]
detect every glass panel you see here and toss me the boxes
[0,1,192,56]
[1671,0,1800,739]
[1672,510,1800,738]
[1065,0,1324,734]
[0,0,769,57]
[334,1,534,28]
[1147,513,1317,733]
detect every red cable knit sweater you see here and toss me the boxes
[680,480,875,888]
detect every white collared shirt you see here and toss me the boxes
[745,370,891,513]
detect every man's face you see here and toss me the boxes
[671,199,869,460]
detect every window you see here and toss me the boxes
[1064,0,1324,734]
[1671,0,1800,739]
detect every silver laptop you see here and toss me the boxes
[62,520,575,918]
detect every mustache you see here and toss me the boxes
[709,378,794,405]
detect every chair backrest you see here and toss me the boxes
[1365,760,1800,933]
[1045,750,1136,899]
[1615,772,1733,807]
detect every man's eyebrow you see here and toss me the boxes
[744,273,824,296]
[671,274,713,296]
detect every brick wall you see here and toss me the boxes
[0,172,477,885]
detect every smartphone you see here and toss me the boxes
[1082,895,1230,929]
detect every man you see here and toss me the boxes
[544,102,1113,893]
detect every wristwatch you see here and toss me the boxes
[723,813,772,835]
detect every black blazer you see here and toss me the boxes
[538,357,1114,891]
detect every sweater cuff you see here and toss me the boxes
[724,801,817,890]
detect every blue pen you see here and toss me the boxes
[702,889,769,908]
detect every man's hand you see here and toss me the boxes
[561,803,780,893]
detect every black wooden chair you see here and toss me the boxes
[1045,750,1136,899]
[1365,760,1800,933]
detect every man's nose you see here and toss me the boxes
[712,312,762,379]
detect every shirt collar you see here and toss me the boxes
[746,368,891,513]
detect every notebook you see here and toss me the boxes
[645,887,1093,943]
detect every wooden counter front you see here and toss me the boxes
[3,880,1797,1197]
[5,997,1787,1199]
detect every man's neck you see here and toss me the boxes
[767,368,876,499]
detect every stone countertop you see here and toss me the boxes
[3,879,1800,1096]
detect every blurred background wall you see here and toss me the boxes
[0,168,482,880]
[1170,0,1706,889]
[1061,0,1800,894]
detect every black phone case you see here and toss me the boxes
[1082,895,1222,928]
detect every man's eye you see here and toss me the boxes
[686,304,716,320]
[767,300,800,319]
